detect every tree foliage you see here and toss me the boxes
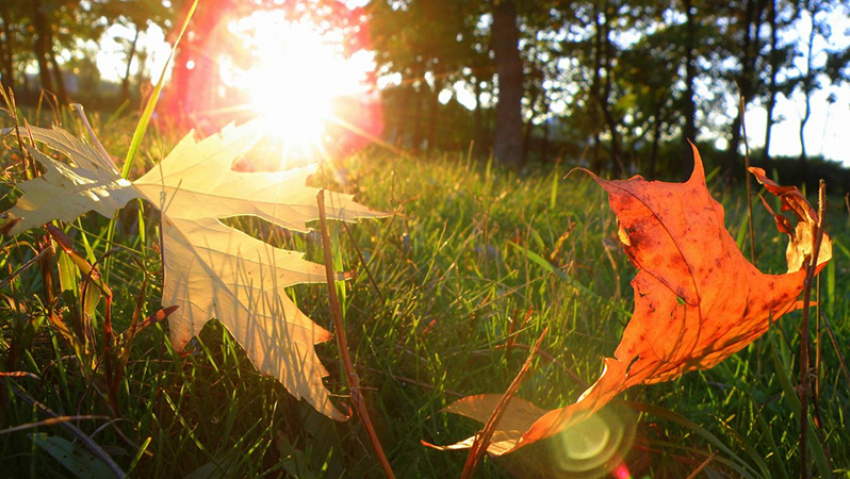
[4,0,850,178]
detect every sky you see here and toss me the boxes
[93,23,173,85]
[92,8,850,166]
[738,6,850,164]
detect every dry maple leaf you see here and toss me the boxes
[429,144,832,456]
[3,127,138,235]
[2,120,386,420]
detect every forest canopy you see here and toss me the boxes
[4,0,850,183]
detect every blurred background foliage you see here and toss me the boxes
[3,0,850,185]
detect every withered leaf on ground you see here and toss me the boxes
[3,120,387,420]
[430,144,832,455]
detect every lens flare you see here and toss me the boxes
[224,10,377,165]
[558,414,612,460]
[546,407,637,478]
[613,463,632,479]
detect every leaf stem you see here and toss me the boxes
[799,180,827,479]
[316,189,396,479]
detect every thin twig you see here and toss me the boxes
[813,273,823,429]
[738,91,757,265]
[799,180,827,479]
[0,87,28,175]
[0,415,111,436]
[505,307,532,361]
[684,451,718,479]
[460,327,548,479]
[317,190,396,479]
[819,309,850,389]
[492,342,587,388]
[4,379,125,478]
[342,221,385,303]
[0,371,40,380]
[0,246,49,290]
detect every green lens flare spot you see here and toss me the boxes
[561,414,611,460]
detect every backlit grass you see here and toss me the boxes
[1,110,848,478]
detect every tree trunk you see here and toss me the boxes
[49,49,68,103]
[426,61,444,151]
[799,94,810,163]
[649,98,664,179]
[45,16,68,103]
[426,83,440,151]
[727,0,763,178]
[473,75,484,154]
[492,0,524,168]
[0,3,14,94]
[484,81,495,146]
[590,3,604,173]
[540,114,550,163]
[799,2,816,165]
[410,62,425,151]
[22,66,31,97]
[522,120,534,160]
[122,27,141,101]
[134,50,149,88]
[393,82,409,147]
[31,0,55,94]
[763,0,778,165]
[598,1,623,176]
[683,0,697,179]
[523,86,540,159]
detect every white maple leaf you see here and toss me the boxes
[2,120,386,420]
[3,127,140,235]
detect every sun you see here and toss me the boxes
[225,11,375,163]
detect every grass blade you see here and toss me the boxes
[122,0,199,178]
[623,400,761,479]
[104,0,198,280]
[767,332,833,479]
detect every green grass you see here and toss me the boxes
[1,110,849,478]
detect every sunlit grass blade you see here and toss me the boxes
[507,240,628,317]
[767,331,834,478]
[121,0,199,178]
[104,0,198,281]
[623,400,762,479]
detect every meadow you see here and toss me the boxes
[1,108,849,478]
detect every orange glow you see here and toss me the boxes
[613,463,632,479]
[225,11,376,162]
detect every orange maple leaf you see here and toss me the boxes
[428,144,832,456]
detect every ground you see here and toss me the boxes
[1,113,848,478]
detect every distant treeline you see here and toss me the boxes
[4,0,850,189]
[371,0,850,183]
